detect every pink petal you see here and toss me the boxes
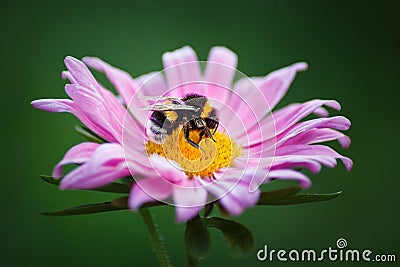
[173,179,207,223]
[275,144,353,171]
[52,142,100,178]
[204,171,260,216]
[65,84,103,109]
[314,107,329,117]
[216,100,251,145]
[272,100,341,135]
[266,169,311,188]
[245,100,342,145]
[218,183,260,216]
[65,84,122,142]
[31,97,119,143]
[124,154,163,180]
[226,172,261,206]
[247,116,351,157]
[83,57,138,105]
[31,99,75,113]
[60,57,135,143]
[64,56,98,92]
[148,154,187,184]
[271,155,324,173]
[65,81,139,143]
[134,71,168,96]
[257,62,308,110]
[67,57,132,134]
[281,128,351,149]
[242,155,333,174]
[162,46,201,95]
[338,136,352,149]
[272,116,351,147]
[204,46,238,102]
[221,79,268,142]
[60,143,129,189]
[123,71,169,129]
[288,116,351,132]
[100,84,145,135]
[174,206,204,223]
[129,177,173,210]
[127,156,190,212]
[222,62,307,140]
[274,155,337,172]
[61,70,77,84]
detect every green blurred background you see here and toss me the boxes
[2,0,399,266]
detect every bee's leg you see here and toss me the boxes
[184,125,200,150]
[199,118,217,142]
[199,130,205,141]
[212,121,219,134]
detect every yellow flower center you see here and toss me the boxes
[145,128,241,178]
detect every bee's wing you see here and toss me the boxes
[143,103,199,111]
[138,96,182,102]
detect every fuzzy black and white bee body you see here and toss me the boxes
[145,94,219,149]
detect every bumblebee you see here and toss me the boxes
[144,94,219,149]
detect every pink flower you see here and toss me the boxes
[32,46,352,223]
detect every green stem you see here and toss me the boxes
[139,208,171,267]
[187,254,199,267]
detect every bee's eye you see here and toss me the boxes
[172,100,180,105]
[205,118,217,129]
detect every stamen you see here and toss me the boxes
[145,129,241,178]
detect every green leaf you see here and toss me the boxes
[41,195,164,217]
[260,191,342,205]
[42,197,129,216]
[257,186,302,205]
[110,196,166,209]
[75,125,105,143]
[40,175,59,186]
[257,186,342,205]
[112,196,165,209]
[204,217,254,257]
[111,196,129,208]
[40,175,131,194]
[89,182,131,194]
[185,215,211,259]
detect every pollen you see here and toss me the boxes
[145,129,241,178]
